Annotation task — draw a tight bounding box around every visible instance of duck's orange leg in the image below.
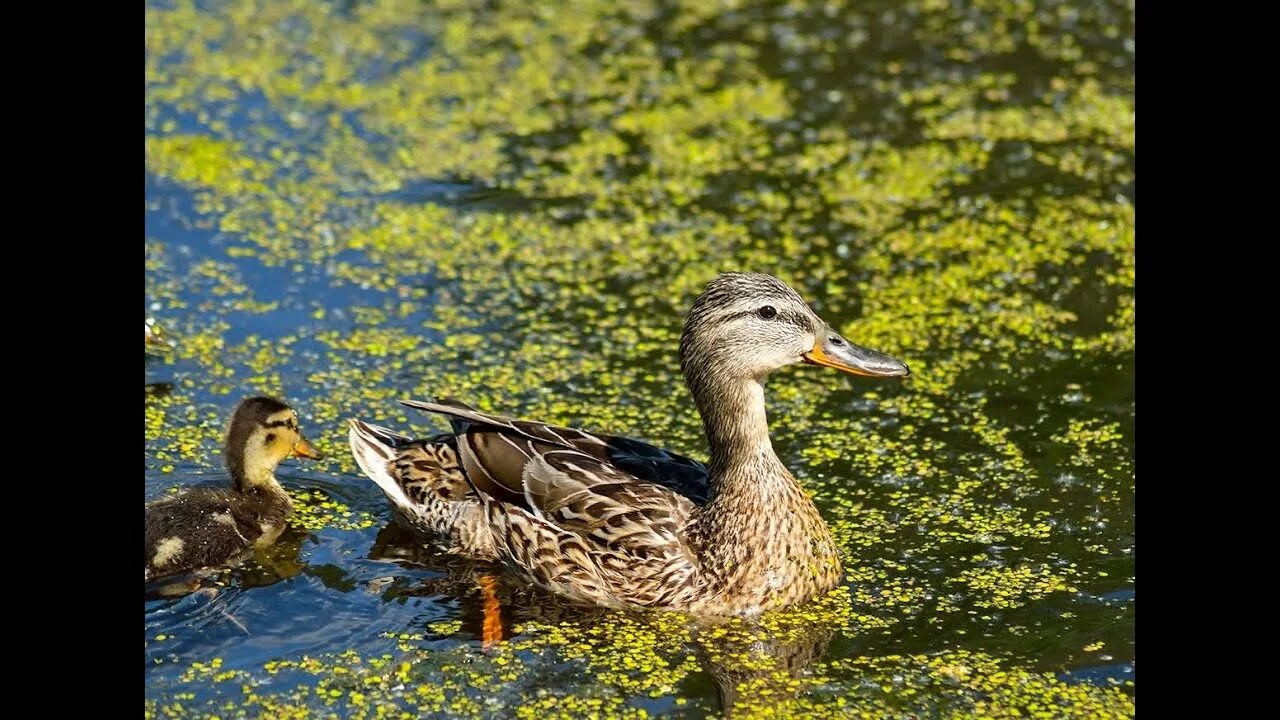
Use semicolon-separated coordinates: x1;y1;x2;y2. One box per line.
477;574;504;648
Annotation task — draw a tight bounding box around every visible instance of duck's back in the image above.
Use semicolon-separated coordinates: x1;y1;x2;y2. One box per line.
144;487;278;581
409;399;711;504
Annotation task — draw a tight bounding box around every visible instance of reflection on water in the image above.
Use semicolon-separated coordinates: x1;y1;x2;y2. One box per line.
145;527;311;600
698;624;834;717
369;522;608;637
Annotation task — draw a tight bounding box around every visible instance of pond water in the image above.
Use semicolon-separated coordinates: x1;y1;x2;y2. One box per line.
145;1;1134;717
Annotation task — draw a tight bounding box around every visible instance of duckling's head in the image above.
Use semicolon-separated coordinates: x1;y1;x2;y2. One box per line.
225;396;322;491
679;272;909;395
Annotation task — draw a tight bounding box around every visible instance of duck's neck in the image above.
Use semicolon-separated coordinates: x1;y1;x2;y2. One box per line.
229;451;292;510
687;372;844;611
691;375;788;492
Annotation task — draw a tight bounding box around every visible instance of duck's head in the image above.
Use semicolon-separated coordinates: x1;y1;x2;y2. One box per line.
225;396;322;491
679;272;909;393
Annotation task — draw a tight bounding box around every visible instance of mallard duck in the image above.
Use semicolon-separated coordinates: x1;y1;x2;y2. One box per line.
145;396;322;582
349;272;908;616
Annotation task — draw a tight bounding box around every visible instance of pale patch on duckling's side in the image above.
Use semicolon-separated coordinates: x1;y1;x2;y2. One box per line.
213;512;252;545
254;522;285;548
152;537;185;568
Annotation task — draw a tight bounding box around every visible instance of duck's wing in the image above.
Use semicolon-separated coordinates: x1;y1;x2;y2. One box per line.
401;399;710;505
401;401;698;548
488;439;705;605
403;400;708;606
593;432;710;505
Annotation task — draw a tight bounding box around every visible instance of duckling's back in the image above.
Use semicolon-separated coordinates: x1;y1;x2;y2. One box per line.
144;487;278;582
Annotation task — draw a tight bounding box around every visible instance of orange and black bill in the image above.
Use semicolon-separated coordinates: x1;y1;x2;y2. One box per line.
802;329;910;378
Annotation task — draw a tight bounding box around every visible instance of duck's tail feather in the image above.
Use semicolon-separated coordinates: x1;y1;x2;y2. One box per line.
348;419;413;509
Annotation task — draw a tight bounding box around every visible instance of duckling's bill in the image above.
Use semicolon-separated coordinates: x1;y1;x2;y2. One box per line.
802;332;910;378
291;438;323;459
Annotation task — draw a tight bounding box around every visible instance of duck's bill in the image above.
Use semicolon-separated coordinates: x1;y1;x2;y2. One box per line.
802;335;910;378
291;438;324;459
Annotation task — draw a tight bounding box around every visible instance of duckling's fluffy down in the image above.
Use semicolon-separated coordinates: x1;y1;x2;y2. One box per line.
144;487;281;581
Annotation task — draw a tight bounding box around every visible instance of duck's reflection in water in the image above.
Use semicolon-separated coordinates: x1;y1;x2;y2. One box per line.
692;620;833;716
144;526;311;601
368;522;833;717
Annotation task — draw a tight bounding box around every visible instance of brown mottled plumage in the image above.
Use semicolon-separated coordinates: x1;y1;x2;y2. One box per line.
145;397;322;582
350;272;909;616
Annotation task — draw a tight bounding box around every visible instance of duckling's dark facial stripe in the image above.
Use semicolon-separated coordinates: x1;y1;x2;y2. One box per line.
263;407;302;435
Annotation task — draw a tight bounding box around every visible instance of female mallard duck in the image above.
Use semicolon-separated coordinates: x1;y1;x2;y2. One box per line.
145;396;322;582
349;273;908;616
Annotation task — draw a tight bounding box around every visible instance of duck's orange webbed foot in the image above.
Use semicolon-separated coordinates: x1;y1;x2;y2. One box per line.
477;574;504;649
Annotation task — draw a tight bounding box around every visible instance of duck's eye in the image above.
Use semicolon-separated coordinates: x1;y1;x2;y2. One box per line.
758;306;777;320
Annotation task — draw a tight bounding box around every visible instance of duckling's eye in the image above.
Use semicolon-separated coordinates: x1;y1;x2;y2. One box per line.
264;433;277;445
757;306;777;320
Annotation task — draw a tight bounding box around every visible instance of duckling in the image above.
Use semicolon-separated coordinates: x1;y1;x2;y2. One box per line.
145;396;322;582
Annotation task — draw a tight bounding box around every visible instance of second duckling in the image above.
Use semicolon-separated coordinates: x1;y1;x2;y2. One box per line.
145;396;322;582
